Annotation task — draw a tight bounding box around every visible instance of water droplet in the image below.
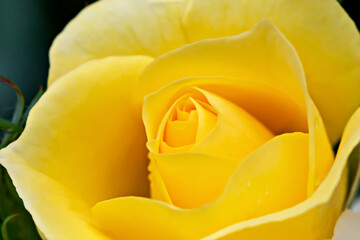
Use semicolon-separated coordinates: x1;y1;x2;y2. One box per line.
265;189;270;195
246;180;252;187
257;197;262;204
314;118;319;129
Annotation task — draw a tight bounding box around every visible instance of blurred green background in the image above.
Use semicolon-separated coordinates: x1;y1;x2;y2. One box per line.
0;0;97;119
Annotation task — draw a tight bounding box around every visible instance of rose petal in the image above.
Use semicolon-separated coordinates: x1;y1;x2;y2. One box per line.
191;88;274;160
92;132;310;239
48;0;187;84
0;56;153;239
149;152;240;209
0;159;110;240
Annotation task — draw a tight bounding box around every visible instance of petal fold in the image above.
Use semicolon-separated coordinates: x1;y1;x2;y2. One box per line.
149;152;239;209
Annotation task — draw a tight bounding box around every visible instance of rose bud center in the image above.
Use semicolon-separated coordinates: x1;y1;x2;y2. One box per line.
147;88;276;208
161;94;218;153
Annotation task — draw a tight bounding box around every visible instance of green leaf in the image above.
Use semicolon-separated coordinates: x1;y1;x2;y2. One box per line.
0;118;21;132
0;76;24;124
0;168;42;240
0;76;25;148
1;214;21;240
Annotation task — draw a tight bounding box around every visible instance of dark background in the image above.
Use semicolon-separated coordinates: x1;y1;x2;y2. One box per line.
0;0;359;118
0;0;97;118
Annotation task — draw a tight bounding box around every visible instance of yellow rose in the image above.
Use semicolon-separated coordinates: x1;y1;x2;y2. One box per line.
1;0;360;239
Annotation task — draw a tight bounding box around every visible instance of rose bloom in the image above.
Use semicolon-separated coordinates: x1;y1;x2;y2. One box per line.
1;0;360;239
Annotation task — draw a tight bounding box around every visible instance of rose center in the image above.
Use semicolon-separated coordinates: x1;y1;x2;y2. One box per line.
160;94;218;153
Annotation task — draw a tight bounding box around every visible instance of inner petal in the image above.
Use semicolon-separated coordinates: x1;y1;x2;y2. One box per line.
165;109;198;147
150;89;277;209
160;95;218;153
190;99;218;142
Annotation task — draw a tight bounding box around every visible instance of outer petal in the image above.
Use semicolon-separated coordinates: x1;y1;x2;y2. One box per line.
149;152;240;209
0;56;153;239
183;0;360;143
48;0;187;84
0;159;110;240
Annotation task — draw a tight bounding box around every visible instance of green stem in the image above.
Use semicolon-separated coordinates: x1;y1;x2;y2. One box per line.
0;76;25;148
1;214;21;240
0;118;21;132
